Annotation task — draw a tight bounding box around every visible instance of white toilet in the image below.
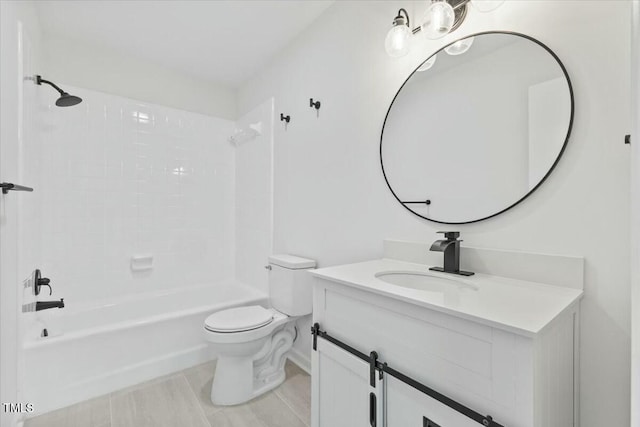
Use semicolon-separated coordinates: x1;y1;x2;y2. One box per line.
203;254;316;406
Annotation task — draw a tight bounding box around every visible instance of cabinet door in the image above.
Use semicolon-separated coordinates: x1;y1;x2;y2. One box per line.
312;339;384;427
386;376;478;427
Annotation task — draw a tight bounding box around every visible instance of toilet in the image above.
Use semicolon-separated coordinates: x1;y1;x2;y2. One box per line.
203;254;316;406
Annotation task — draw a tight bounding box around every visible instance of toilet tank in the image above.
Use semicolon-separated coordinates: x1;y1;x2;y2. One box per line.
268;254;316;316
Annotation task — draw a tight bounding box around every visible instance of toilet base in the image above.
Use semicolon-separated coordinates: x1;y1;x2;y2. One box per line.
251;367;287;400
210;322;296;406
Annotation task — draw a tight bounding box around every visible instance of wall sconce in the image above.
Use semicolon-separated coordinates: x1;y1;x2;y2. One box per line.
384;8;412;58
384;0;504;58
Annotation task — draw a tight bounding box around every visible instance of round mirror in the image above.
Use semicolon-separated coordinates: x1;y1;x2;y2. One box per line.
381;32;574;224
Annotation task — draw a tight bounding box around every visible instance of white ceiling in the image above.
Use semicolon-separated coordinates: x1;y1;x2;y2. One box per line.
35;0;334;88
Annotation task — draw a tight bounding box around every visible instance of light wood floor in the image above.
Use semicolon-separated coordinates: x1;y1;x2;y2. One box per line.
25;360;310;427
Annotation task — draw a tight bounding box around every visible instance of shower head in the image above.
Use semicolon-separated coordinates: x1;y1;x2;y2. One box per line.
56;92;83;107
35;75;83;107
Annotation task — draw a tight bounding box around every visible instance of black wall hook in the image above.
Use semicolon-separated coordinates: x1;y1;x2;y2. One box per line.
280;113;290;123
309;98;321;110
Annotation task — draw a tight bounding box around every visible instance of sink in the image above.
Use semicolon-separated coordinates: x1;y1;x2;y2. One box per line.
375;271;478;293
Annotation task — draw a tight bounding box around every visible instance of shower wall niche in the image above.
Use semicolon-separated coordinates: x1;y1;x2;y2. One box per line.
39;86;236;302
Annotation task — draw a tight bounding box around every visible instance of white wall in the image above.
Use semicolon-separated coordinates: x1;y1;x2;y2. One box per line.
41;34;237;120
235;98;274;294
1;4;23;426
631;1;639;425
39;86;236;303
237;2;631;426
1;2;43;426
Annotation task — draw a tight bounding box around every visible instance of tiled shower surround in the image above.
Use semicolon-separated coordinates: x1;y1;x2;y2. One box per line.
39;86;236;302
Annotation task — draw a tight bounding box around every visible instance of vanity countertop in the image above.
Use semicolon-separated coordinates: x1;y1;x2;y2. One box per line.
311;258;583;337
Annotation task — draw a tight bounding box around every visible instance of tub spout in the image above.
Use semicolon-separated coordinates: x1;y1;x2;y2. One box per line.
36;299;64;311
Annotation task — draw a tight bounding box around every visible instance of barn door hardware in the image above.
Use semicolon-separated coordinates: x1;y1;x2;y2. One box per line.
312;323;505;427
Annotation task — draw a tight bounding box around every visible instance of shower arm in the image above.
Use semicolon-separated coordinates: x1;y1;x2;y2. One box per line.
35;75;65;95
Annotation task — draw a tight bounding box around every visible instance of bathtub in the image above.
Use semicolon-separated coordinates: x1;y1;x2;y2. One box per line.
22;281;268;416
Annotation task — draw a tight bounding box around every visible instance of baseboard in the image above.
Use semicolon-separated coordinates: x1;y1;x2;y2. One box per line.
26;344;215;417
287;347;311;374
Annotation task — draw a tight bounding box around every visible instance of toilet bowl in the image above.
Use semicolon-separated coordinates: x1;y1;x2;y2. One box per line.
202;254;315;406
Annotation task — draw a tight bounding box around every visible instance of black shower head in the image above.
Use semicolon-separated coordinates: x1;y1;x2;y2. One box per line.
56;92;83;107
35;75;83;107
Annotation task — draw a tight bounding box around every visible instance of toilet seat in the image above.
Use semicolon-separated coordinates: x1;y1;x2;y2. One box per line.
205;305;274;333
203;308;290;345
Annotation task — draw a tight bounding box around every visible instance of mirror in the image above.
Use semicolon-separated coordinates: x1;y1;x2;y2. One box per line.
380;32;574;224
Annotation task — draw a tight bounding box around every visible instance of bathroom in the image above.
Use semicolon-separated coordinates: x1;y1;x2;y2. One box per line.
0;1;638;426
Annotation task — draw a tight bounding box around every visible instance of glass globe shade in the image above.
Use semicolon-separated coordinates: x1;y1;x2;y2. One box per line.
417;54;437;72
385;24;411;58
421;1;455;40
444;37;474;55
470;0;505;12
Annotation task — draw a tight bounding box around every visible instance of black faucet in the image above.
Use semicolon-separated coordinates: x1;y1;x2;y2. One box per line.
36;299;64;311
429;232;474;276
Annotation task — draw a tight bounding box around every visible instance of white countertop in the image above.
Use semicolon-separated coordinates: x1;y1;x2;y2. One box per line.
311;258;583;337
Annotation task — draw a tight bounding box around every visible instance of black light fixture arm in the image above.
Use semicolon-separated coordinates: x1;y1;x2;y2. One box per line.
35;75;65;96
395;8;410;27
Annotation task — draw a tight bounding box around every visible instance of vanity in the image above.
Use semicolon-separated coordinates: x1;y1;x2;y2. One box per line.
310;241;583;427
310;22;580;427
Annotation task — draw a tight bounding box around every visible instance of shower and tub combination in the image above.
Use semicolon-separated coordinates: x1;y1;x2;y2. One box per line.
24;282;268;413
21;85;281;415
24;259;311;414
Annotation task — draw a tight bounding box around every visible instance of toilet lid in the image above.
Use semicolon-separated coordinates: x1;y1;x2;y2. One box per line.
204;306;274;332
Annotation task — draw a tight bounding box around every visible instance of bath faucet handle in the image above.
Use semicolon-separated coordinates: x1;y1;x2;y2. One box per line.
34;269;53;296
37;278;52;295
437;231;460;240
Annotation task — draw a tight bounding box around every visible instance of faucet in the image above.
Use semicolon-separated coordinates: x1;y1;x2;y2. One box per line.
36;299;64;311
429;232;474;276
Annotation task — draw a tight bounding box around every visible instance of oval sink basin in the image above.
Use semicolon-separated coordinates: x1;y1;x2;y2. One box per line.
375;271;478;293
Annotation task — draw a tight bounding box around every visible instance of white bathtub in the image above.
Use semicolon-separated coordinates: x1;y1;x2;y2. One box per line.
22;281;268;416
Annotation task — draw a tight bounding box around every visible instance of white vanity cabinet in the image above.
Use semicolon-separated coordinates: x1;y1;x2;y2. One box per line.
310;259;582;427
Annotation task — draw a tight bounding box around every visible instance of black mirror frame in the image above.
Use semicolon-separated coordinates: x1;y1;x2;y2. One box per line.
380;31;575;225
